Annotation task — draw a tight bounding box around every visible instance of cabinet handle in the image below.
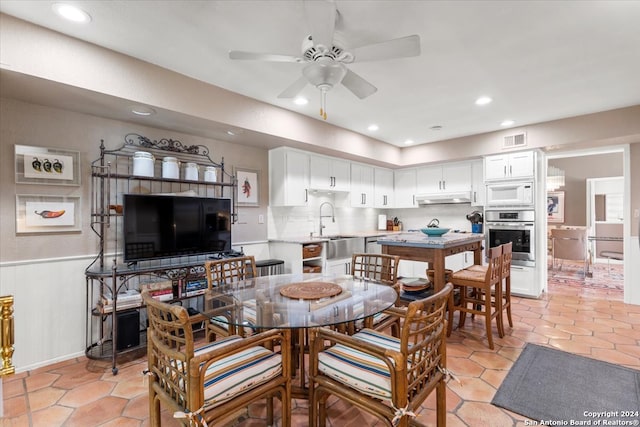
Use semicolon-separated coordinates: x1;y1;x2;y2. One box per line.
413;195;415;206
438;180;441;190
383;195;387;206
442;180;446;190
305;189;308;202
509;165;513;176
504;165;507;176
473;191;477;203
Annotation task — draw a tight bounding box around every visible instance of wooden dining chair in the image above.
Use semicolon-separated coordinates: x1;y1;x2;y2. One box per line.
142;290;291;427
204;255;257;341
349;253;401;335
447;245;503;349
309;283;452;427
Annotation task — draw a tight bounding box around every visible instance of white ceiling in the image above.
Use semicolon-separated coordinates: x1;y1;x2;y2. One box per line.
1;0;640;148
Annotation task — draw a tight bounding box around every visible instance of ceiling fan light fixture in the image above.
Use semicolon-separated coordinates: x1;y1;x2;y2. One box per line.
303;61;347;120
303;61;347;88
293;97;309;105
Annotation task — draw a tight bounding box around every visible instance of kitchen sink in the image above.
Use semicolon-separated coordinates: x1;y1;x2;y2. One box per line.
325;236;364;260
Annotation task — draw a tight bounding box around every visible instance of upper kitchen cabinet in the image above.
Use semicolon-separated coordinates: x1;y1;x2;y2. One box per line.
394;168;418;208
309;154;350;192
350;163;374;207
374;167;394;208
484;151;535;181
269;147;310;206
416;162;471;194
471;159;486;206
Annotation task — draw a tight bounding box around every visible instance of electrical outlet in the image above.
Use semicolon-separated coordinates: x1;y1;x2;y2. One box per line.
258;214;264;224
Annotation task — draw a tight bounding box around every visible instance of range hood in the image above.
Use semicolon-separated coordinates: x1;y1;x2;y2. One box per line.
415;191;472;205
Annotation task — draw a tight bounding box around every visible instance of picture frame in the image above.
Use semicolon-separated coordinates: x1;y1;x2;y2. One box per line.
16;194;81;234
15;144;81;186
547;191;565;223
235;168;259;206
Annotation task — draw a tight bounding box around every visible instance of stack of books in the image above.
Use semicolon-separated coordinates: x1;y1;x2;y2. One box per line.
100;289;142;313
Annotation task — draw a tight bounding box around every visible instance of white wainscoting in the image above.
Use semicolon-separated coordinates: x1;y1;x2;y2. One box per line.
0;256;91;372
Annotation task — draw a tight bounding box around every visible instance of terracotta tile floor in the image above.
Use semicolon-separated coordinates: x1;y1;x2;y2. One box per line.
3;278;638;427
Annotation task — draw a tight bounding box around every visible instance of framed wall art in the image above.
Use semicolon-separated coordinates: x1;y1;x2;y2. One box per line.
547;191;565;223
15;144;81;186
16;195;81;234
235;168;259;206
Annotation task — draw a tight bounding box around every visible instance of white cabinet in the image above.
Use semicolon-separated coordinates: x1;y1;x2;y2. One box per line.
471;159;486;206
350;163;374;207
374;167;394;208
325;257;353;276
416;162;471;194
269;148;310;206
394;168;418;208
484;151;535;181
310;155;350;191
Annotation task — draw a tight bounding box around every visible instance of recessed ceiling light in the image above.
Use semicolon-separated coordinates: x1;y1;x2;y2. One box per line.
293;97;308;106
52;3;91;23
226;130;236;136
367;124;379;131
501;119;515;127
475;96;492;106
130;105;156;116
404;139;414;145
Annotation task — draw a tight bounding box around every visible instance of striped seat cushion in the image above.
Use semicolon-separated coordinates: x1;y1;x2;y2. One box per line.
317;328;401;400
191;335;283;409
209;299;258;333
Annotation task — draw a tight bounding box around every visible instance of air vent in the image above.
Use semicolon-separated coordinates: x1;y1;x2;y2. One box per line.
503;132;527;149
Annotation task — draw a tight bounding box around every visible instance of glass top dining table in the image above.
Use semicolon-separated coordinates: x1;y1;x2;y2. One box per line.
200;272;398;330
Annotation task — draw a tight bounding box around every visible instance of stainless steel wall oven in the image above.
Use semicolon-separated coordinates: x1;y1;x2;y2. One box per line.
485;210;535;267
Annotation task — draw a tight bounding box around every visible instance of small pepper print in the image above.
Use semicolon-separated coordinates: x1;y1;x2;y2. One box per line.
52;159;63;173
34;210;66;219
43;159;52;173
242;177;251;198
32;157;42;172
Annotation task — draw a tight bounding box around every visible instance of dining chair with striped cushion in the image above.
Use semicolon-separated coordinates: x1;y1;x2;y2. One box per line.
308;283;452;427
142;289;291;427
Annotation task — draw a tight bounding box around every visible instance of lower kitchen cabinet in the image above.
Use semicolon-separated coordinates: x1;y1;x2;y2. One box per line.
325;257;353;275
269;241;324;275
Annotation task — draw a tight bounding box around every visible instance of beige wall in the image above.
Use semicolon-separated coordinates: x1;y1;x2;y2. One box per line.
0;98;269;263
548;153;623;226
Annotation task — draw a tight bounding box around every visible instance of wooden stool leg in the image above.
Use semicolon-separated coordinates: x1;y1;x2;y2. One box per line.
506;276;513;327
483;289;494;350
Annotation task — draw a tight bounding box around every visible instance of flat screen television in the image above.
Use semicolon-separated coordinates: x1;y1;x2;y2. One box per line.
123;194;231;262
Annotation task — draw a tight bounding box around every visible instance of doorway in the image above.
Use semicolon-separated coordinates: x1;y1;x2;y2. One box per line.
546;148;626;295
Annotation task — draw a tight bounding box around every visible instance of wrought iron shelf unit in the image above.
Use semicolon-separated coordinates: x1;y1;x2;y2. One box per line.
85;134;237;374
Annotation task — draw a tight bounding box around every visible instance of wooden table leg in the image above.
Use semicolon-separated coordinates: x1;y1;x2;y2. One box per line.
432;254;446;292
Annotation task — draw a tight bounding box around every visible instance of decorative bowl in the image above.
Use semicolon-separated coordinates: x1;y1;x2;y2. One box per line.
420;227;450;237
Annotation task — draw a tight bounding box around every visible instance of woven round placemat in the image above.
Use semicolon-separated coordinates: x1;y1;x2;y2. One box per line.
279;282;343;300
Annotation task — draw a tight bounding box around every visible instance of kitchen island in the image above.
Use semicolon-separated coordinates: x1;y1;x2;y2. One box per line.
377;232;484;292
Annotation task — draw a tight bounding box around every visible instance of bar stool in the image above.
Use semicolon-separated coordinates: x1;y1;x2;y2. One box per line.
256;259;285;276
447;245;503;349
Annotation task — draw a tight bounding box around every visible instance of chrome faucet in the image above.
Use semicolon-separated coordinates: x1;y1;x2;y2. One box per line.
319;201;335;236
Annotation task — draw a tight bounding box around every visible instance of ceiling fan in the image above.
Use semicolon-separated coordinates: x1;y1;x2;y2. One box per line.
228;0;421;119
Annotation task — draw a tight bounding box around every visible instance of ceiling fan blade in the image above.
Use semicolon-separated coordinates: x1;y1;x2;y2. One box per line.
277;75;309;99
304;0;336;50
229;50;302;63
351;35;421;63
341;69;377;99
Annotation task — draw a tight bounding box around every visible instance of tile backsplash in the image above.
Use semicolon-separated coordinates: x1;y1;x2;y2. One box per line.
268;193;481;239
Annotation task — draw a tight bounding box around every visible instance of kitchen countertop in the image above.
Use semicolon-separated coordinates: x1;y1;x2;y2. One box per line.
376;231;484;248
269;230;403;244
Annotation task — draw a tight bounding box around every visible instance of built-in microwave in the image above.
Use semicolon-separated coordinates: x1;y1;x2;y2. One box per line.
486;181;534;207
